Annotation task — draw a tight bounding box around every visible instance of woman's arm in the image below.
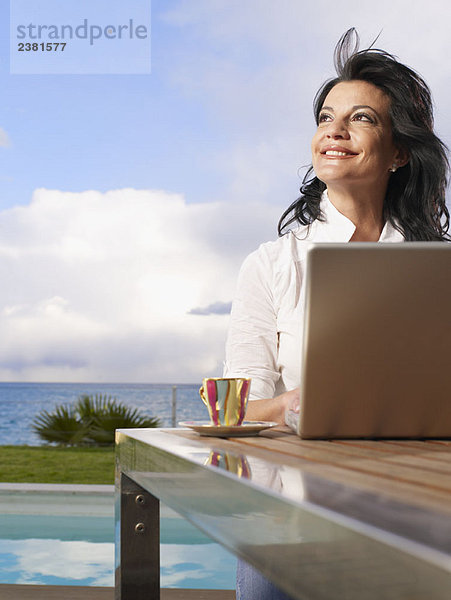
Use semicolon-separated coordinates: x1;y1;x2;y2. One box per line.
224;246;280;399
245;388;299;424
225;243;300;424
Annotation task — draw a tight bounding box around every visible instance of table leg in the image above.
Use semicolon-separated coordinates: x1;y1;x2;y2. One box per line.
115;472;160;599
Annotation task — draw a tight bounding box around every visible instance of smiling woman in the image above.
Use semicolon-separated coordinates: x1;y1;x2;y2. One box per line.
225;27;450;421
311;80;409;232
279;29;449;243
223;27;450;600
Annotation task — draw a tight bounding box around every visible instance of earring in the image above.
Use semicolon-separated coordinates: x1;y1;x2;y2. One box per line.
390;163;398;173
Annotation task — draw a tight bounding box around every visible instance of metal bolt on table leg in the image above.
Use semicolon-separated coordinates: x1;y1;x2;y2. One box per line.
116;473;160;600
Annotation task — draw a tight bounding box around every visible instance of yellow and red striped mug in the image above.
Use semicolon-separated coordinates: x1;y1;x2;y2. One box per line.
199;377;251;426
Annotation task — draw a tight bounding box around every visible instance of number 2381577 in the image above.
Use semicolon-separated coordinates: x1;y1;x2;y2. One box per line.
18;42;67;51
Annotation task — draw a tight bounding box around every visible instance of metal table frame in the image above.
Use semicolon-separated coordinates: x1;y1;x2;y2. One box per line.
115;428;451;600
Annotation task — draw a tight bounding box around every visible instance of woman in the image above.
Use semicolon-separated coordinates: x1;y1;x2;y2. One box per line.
224;29;449;600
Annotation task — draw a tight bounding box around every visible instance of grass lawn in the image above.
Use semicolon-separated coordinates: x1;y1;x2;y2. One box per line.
0;445;115;484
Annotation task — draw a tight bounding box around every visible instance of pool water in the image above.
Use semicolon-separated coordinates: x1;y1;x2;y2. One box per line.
0;487;236;588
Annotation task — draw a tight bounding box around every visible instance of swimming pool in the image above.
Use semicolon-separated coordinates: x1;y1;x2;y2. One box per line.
0;484;236;589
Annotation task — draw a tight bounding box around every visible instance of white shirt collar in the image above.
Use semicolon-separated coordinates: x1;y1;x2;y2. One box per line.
300;189;404;243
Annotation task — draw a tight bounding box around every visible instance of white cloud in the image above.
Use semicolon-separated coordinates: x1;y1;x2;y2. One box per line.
0;188;279;382
0;538;113;586
160;542;235;588
0;538;235;589
0;127;10;147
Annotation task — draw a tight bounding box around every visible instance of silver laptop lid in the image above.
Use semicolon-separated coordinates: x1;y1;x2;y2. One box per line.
298;243;451;439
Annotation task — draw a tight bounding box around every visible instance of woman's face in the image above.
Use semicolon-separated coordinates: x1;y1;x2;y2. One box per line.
311;80;401;192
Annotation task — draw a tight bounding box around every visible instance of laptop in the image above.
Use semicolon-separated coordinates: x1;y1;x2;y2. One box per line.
285;242;451;439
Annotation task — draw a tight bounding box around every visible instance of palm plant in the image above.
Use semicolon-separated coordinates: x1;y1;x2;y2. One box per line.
78;394;161;444
33;394;161;446
33;404;88;445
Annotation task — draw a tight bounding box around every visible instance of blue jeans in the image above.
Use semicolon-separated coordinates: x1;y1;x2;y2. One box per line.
236;559;294;600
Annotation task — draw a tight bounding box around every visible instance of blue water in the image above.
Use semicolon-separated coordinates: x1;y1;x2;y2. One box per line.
0;506;236;588
0;382;206;445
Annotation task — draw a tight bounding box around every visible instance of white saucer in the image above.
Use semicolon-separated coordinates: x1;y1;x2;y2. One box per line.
178;420;278;437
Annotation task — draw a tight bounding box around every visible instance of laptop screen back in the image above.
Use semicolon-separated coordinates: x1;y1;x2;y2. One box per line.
298;243;451;439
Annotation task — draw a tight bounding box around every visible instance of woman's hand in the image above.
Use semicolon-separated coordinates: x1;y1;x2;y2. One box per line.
245;388;300;424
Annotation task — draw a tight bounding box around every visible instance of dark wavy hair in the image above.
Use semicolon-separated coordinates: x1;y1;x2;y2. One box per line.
278;28;450;241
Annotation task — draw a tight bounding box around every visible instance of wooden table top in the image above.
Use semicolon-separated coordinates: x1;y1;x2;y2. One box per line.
216;427;451;514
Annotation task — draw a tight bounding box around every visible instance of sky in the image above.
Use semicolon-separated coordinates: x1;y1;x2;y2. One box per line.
0;0;450;383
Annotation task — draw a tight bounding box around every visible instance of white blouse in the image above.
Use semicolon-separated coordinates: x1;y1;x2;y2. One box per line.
223;191;404;400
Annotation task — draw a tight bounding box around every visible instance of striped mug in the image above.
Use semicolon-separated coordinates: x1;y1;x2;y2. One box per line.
199;377;251;426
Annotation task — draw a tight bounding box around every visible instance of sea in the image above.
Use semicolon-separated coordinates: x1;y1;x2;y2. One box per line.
0;382;204;446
